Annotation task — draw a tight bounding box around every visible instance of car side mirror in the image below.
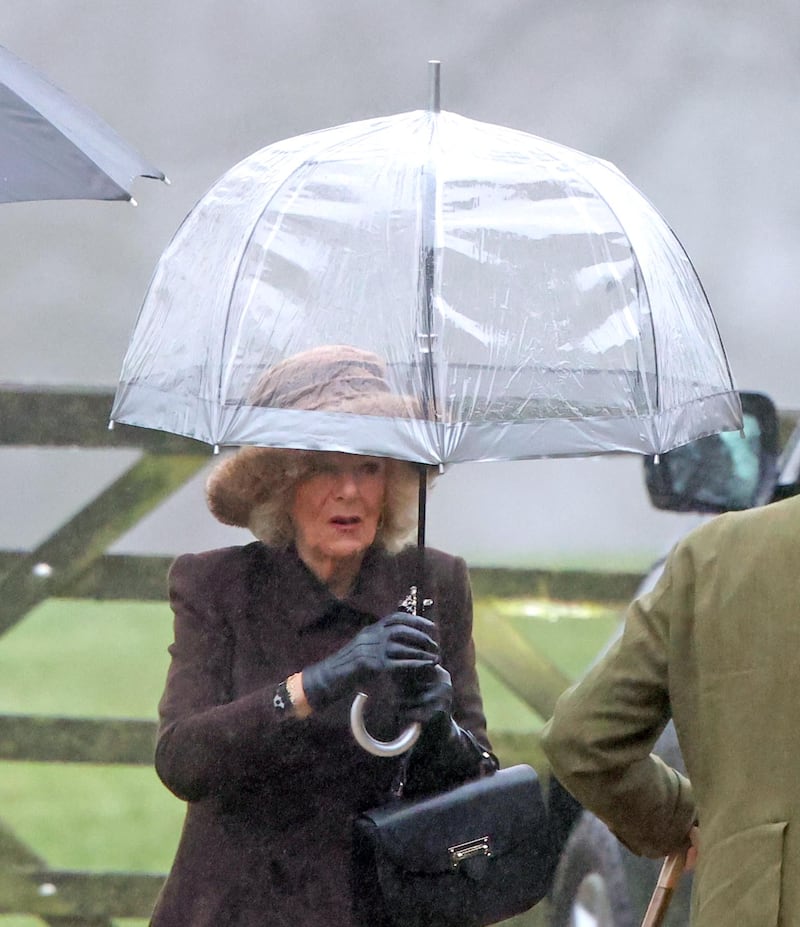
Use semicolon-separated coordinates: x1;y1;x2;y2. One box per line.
644;391;780;514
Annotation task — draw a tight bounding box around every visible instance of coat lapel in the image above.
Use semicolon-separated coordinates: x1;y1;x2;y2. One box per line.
243;544;420;667
243;544;333;666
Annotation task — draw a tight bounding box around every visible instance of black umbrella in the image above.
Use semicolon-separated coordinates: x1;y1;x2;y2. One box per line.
0;43;165;204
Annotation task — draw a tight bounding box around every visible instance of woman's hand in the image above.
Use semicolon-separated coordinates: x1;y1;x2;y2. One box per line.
301;612;439;712
398;666;498;797
398;664;453;725
684;824;699;871
401;709;498;797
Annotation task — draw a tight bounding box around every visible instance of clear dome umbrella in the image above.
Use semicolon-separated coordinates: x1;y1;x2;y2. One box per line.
111;61;741;754
112;63;740;468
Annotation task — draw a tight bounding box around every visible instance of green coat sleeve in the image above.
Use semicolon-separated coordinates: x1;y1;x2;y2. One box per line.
541;544;697;858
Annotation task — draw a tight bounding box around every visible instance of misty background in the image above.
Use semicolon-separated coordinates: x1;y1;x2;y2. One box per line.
2;0;798;570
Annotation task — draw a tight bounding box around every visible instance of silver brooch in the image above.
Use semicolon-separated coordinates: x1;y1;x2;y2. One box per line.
399;585;434;615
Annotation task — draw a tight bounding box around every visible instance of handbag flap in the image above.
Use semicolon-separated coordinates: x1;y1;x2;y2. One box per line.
355;764;546;876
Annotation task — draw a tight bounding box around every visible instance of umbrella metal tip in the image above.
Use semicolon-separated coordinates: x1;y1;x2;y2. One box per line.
427;60;441;113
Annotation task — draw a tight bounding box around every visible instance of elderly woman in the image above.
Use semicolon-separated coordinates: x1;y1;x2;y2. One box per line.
149;346;495;927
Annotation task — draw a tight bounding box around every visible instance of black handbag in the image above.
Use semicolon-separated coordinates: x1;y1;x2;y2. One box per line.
352;763;552;927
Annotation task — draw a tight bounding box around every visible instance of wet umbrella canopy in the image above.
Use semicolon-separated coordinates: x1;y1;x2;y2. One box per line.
112;64;741;464
0;43;165;203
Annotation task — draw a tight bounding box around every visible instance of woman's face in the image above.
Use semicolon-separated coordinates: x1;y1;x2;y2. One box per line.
291;453;387;579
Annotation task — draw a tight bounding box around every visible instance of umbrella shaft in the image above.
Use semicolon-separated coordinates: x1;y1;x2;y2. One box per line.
417;466;427;551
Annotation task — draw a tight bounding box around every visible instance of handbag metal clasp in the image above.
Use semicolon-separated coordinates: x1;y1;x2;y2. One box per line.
448;836;492;868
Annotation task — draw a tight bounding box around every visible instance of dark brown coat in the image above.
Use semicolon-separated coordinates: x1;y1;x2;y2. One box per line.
149;542;490;927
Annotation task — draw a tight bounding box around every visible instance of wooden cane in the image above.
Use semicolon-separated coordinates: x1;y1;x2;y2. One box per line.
640;848;687;927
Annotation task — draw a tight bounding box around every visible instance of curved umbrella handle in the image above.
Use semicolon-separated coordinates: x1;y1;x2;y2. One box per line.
349;691;421;757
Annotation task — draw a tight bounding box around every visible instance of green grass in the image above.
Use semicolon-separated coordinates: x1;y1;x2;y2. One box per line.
0;599;183;926
0;599;173;717
0;595;621;927
477;660;544;732
490;597;620;679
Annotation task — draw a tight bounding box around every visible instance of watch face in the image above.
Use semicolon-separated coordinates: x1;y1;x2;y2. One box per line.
273;681;292;713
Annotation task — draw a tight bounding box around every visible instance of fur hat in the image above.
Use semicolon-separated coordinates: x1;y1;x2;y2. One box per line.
206;345;419;529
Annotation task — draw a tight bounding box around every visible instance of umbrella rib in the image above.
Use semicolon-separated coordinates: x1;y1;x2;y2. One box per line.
216;119;416;421
556;159;662;417
416;118;440;431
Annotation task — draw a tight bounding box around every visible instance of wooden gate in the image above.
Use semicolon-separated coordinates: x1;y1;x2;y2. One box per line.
1;386;208;923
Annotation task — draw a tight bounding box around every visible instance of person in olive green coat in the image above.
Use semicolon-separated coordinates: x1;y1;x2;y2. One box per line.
542;492;800;926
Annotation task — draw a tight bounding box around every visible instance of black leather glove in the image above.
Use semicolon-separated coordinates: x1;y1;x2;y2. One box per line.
402;710;499;798
398;664;453;725
302;612;439;712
